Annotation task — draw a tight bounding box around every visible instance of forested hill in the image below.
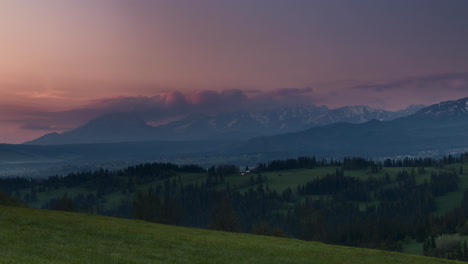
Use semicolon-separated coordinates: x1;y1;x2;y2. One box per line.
2;154;468;261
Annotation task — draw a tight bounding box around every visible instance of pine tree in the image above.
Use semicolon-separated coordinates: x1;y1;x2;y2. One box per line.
464;241;468;260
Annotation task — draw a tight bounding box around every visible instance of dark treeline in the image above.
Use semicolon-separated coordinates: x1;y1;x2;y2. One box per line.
255;156;339;171
0;162;206;195
1;153;468;261
297;168;382;202
254;153;468;172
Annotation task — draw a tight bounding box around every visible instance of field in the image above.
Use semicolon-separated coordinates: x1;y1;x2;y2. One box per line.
0;205;462;264
25;163;468;211
10;161;468;258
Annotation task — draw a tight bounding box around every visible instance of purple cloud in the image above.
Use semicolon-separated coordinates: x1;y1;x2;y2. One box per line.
20;123;72;131
14;88;317;132
267;87;314;97
353;72;468;92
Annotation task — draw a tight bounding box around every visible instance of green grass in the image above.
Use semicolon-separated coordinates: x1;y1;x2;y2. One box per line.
402;239;424;255
259;167;339;192
0;205;462;264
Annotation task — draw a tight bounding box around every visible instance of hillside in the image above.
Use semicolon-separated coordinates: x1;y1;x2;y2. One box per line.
0;205;459;264
3;155;468;261
0;140;231;163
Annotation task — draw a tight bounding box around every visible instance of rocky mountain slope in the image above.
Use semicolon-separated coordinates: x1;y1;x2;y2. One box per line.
24;104;424;145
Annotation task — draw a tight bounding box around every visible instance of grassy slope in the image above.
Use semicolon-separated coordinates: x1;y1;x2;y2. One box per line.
0;206;461;264
19;163;468;258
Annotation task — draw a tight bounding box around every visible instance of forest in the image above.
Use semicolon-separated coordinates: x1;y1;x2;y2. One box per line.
2;153;468;261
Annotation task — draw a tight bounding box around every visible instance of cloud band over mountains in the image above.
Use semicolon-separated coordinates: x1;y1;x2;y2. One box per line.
11;87;317;133
1;71;467;143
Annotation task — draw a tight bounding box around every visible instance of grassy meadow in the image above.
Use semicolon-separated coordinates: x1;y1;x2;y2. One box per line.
13;161;468;258
0;205;463;264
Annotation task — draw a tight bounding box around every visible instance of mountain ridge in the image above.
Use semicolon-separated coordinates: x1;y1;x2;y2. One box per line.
24;104;425;145
236;96;468;156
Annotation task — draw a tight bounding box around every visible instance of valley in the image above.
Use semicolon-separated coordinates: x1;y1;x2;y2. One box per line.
2;154;468;261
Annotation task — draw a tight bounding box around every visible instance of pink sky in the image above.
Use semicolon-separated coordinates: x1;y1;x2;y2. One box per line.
1;1;468;143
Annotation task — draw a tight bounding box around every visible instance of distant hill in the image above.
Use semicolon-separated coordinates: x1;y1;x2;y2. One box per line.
0;205;458;263
9;97;468;164
236;97;468;156
24;112;156;145
24;104;423;145
1;140;230;163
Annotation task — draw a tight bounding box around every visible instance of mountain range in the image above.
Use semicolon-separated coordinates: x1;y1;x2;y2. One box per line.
1;96;466;168
238;97;468;156
24;104;425;145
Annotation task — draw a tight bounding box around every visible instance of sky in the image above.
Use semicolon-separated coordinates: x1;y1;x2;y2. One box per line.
1;0;468;143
